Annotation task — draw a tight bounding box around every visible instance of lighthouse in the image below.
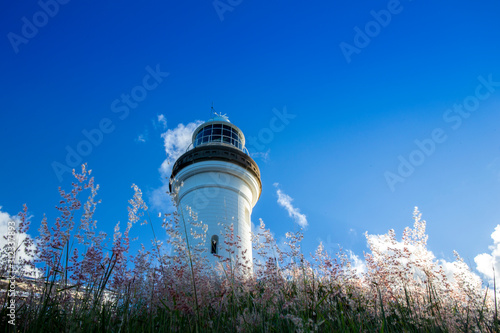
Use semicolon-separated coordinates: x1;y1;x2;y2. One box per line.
169;113;261;269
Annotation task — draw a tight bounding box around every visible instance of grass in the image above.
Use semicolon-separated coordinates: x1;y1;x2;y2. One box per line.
0;165;498;332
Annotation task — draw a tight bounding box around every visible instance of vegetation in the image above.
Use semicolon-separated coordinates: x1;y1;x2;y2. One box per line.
0;165;497;332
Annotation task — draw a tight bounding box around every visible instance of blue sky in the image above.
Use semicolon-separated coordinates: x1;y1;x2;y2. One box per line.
1;0;500;279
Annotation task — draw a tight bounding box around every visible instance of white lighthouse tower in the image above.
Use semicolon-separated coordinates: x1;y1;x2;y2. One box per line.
169;112;261;269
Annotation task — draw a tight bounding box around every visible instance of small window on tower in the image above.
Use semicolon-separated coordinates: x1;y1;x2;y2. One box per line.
211;235;219;254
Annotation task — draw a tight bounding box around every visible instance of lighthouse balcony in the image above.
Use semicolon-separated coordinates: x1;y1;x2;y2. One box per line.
169;144;261;197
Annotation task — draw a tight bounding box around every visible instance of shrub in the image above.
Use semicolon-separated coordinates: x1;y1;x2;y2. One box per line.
0;164;496;332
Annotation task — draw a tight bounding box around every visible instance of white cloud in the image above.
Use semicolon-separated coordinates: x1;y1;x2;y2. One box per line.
366;231;435;265
365;227;442;286
348;249;366;274
475;253;494;278
0;207;39;278
474;224;500;283
135;128;149;143
439;256;483;285
250;149;271;162
365;227;483;287
161;121;203;169
136;133;147;143
438;258;460;282
149;121;203;211
157;114;167;129
0;208;16;250
274;184;308;228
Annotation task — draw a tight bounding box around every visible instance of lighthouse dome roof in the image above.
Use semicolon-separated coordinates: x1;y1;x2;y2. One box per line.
211;113;230;123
